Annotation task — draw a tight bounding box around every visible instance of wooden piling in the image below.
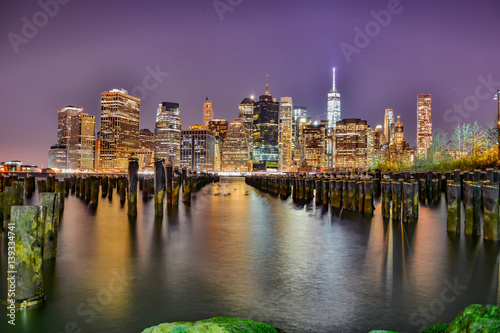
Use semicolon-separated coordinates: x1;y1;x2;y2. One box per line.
39;193;61;260
128;159;139;216
483;182;500;240
154;159;165;216
464;181;482;237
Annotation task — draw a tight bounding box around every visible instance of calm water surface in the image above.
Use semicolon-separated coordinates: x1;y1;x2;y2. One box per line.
1;177;499;333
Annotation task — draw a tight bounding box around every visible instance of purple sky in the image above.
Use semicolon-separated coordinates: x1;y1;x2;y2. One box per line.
1;0;499;167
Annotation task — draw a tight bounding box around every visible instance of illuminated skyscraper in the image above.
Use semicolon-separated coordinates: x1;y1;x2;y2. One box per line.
292;105;308;148
335;118;368;171
327;67;341;135
394;116;406;154
203;97;213;129
51;105;95;170
180;129;215;172
99;89;140;170
79;114;95;170
221;118;250;172
417;94;432;156
253;85;280;171
208;118;229;141
239;97;254;162
155;102;181;168
279;97;293;172
140;129;154;150
302;121;327;170
384;109;394;144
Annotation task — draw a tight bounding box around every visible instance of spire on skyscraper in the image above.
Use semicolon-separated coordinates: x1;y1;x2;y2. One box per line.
332;67;337;92
265;84;271;96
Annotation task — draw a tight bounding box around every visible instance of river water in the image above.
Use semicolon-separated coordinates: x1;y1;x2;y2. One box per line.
0;176;499;333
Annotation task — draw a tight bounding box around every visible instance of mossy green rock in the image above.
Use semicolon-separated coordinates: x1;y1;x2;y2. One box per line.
421;323;449;332
446;304;500;332
142;317;281;333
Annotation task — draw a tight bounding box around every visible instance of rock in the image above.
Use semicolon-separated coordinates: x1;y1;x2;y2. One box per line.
142;317;283;333
421;323;449;332
446;304;500;333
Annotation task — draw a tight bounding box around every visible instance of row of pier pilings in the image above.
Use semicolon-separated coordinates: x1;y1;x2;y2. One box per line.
0;160;218;308
245;169;500;239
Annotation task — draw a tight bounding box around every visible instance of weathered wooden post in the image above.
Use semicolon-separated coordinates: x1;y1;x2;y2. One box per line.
4;182;23;222
329;177;335;207
315;177;322;205
39;193;61;259
128;158;139;216
357;180;364;212
55;180;65;212
90;177;100;209
347;178;357;211
84;177;91;203
483;182;500;240
172;169;181;205
342;178;349;209
64;177;71;197
426;171;433;204
403;182;417;223
119;177;127;205
297;175;304;202
108;177;114;200
37;179;47;194
101;177;109;198
464;181;482;237
25;175;35;198
47;176;55;193
363;179;374;215
432;178;440;204
381;179;391;219
11;205;46;307
70;176;76;195
335;178;343;208
322;177;329;206
166;165;173;205
182;173;192;203
154;159;165;216
447;180;462;233
391;180;402;222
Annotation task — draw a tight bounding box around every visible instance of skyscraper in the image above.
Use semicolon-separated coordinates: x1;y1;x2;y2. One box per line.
327;67;341;135
239;97;254;163
155;102;181;168
99;89;140;171
417;94;432;156
279;97;293;172
203;97;213;129
208;118;229;141
335;118;368;171
52;105;95;170
292;105;308;149
221;118;250;172
302;121;327;170
79;114;95;170
253;85;280;171
394;116;406;154
180;129;215;172
384;109;394;145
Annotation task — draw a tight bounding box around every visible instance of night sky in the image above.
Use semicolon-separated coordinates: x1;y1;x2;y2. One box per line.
1;0;499;167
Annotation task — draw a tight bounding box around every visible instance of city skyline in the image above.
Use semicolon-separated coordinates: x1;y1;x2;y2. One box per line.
1;0;500;167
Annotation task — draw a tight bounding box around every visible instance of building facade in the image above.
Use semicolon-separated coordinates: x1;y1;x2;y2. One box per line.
99;89;140;171
327;67;341;135
417;94;432;156
203;97;213;129
155;102;181;168
180;129;215;172
253;85;280;171
239;97;254;163
279;97;293;172
79;114;95;170
335;118;368;171
221;118;250;172
384;109;394;145
302;121;327;170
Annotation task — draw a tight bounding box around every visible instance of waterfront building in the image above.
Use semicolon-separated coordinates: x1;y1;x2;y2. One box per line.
48;144;68;170
279;97;293;172
417;94;432;156
203;97;213;129
384;109;394;145
221;118;250;172
394;116;406;154
253;85;280;171
335;118;368;171
155;102;181;168
327;67;341;135
99;89;140;171
302;121;327;170
140;129;154;150
79;114;95;170
239;97;255;163
180;129;215;172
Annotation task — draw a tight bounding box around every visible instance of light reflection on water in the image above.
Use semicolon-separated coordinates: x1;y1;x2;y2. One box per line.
0;177;499;333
